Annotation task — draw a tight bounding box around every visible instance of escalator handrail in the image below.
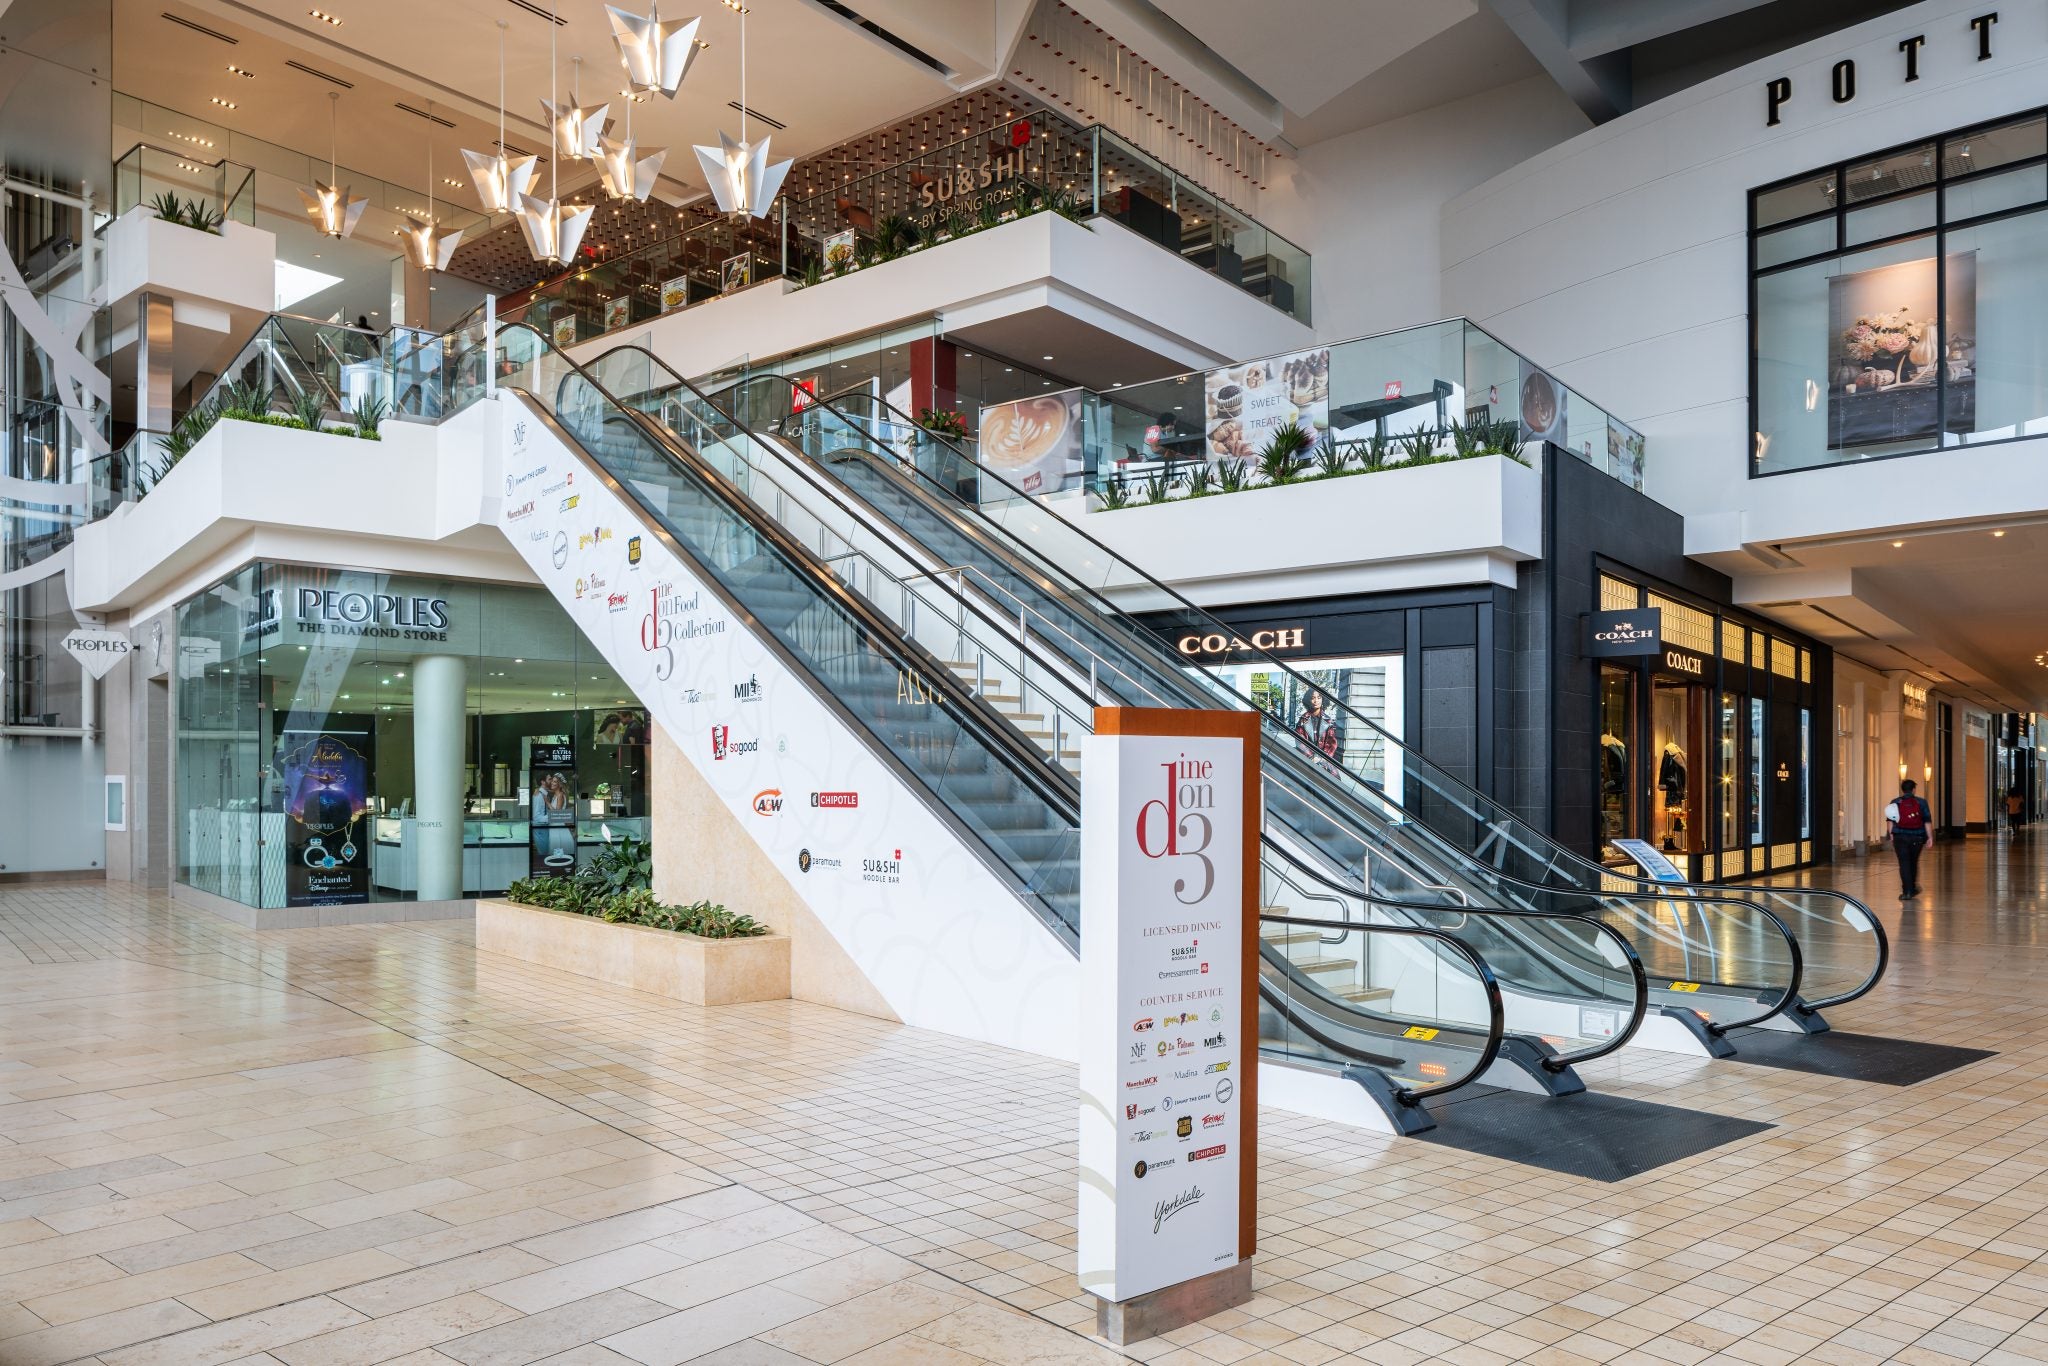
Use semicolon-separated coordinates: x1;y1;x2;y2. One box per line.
1260;911;1505;1107
1257;764;1807;1033
785;378;1883;958
611;404;1107;769
685;363;1816;1036
1261;833;1649;1067
492;327;1086;942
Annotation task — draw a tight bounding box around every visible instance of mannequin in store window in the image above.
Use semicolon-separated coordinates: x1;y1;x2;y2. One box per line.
1600;732;1628;795
1659;742;1687;850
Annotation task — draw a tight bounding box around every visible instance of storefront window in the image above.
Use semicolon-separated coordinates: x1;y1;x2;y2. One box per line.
1752;111;2048;475
1719;691;1741;850
1204;654;1404;797
176;563;650;910
1650;674;1705;856
1749;697;1766;845
1598;665;1634;861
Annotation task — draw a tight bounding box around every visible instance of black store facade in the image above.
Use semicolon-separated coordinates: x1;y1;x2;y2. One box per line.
1136;447;1832;882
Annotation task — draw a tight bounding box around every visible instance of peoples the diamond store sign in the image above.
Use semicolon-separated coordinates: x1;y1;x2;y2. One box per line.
62;627;133;679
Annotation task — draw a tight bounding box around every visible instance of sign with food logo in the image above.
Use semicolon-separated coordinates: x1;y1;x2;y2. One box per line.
977;389;1084;499
1202;348;1328;463
1077;708;1257;1316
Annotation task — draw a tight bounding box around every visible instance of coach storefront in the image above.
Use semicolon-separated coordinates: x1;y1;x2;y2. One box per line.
172;562;651;918
1586;575;1824;882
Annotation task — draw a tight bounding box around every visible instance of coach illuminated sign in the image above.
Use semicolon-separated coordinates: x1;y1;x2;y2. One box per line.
1664;649;1706;677
1765;11;2001;126
1584;608;1661;658
1176;626;1309;659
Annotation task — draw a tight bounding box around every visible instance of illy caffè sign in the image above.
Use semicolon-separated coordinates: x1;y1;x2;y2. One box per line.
1584;608;1662;658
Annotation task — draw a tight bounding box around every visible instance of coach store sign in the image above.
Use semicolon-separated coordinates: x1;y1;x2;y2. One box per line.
1175;625;1310;659
1584;608;1662;658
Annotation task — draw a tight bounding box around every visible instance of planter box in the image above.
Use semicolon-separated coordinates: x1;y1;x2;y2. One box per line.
476;899;789;1006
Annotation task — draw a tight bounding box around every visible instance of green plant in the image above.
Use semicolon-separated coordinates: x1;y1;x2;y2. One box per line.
216;378;265;421
350;394;388;439
581;833;653;899
1095;479;1133;510
183;197;225;234
290;388;328;433
1361;433;1388;471
944;211;970;240
506;876;767;938
916;407;968;440
147;192;187;226
1397;427;1438;464
916;218;944;249
1256;425;1314;485
1046;187;1088;223
800;257;823;288
871;214;913;257
976;196;1002;230
1141;469;1177;505
1216;456;1250;493
1312;440;1351;479
1183;462;1214;497
853;235;878;267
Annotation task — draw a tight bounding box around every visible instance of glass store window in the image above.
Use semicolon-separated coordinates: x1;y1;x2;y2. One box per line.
1202;654;1404;793
1752;111;2048;475
1598;665;1635;861
175;563;650;910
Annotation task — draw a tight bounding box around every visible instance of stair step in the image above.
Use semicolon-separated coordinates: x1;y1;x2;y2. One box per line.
1340;986;1395;1004
1261;930;1323;946
1290;957;1359;975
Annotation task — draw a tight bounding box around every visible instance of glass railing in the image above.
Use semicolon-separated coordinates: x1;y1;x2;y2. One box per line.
494;106;1314;348
112;142;255;230
1090;317;1647;499
492;214;784;347
713;370;1878;1019
484;321;1086;936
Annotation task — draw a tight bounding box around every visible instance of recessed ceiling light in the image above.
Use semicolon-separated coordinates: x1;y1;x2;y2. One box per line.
226;64;254;78
209;96;238;109
1892;540;1904;548
1042;355;1053;360
309;8;342;25
1994;529;2007;537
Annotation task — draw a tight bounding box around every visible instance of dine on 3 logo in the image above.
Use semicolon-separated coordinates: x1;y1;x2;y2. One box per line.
1134;753;1218;905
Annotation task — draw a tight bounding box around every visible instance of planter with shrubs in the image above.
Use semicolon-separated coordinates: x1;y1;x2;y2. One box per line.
476;839;787;1005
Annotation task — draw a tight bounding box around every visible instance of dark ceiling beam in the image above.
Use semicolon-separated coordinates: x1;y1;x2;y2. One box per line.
1481;0;1629;122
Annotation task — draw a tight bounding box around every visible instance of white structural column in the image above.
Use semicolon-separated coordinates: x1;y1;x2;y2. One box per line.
412;653;467;901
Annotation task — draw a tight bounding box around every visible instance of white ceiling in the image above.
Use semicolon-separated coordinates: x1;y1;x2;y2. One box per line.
115;0;974;219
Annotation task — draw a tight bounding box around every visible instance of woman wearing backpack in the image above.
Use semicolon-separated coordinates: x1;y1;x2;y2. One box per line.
1885;778;1934;900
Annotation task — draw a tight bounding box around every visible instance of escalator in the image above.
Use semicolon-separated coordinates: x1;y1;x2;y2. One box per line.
482;322;1658;1133
558;345;1825;1069
695;371;1886;1046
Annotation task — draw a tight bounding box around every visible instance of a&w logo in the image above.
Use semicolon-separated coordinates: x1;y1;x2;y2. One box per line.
1135;753;1217;904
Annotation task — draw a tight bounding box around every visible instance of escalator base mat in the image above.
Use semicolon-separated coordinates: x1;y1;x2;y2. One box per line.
1414;1088;1772;1182
1725;1028;1993;1084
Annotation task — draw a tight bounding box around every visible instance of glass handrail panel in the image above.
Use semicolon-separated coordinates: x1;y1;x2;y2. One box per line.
706;366;1870;1015
495;323;1084;934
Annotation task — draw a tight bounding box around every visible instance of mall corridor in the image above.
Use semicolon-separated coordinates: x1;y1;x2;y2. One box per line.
0;836;2038;1365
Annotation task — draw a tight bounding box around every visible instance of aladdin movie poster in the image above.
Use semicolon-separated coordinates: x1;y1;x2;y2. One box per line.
281;727;373;907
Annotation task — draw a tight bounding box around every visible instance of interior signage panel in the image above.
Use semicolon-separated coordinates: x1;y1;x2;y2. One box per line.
1584;608;1662;658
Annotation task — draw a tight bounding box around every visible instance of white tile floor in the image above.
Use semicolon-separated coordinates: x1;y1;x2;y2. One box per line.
0;831;2043;1364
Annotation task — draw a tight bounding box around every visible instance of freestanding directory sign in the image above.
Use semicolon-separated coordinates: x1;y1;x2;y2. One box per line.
1078;708;1259;1344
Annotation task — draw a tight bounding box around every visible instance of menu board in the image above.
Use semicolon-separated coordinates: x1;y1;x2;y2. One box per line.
1201;348;1329;462
603;296;630;333
660;276;689;311
1078;712;1256;1305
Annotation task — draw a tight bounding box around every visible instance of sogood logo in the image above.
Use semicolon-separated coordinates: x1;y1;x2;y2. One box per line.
752;790;783;816
1134;754;1218;905
710;726;759;760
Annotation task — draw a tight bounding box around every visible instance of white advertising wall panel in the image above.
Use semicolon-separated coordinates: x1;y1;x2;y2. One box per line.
493;400;1079;1058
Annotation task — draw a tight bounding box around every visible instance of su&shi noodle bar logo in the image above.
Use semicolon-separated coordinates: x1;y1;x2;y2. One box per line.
1135;753;1219;905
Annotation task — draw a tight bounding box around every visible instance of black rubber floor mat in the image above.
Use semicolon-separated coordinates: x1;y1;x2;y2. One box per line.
1413;1088;1772;1182
1725;1028;1993;1084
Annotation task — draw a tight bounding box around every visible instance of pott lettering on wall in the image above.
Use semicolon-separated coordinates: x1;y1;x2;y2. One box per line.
1765;11;2002;126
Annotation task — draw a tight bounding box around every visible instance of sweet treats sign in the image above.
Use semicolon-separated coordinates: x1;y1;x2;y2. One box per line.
1201;348;1328;462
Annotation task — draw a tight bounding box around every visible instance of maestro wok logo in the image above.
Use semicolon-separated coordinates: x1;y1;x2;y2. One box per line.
1134;753;1220;905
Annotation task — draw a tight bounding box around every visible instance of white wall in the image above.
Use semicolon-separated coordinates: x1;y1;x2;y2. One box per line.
1440;0;2048;529
1258;76;1590;343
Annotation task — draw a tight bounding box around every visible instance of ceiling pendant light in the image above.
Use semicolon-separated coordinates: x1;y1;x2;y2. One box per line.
516;5;594;266
300;92;368;238
693;1;788;218
542;54;609;161
401;102;464;271
462;20;536;214
608;2;701;98
598;90;666;201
